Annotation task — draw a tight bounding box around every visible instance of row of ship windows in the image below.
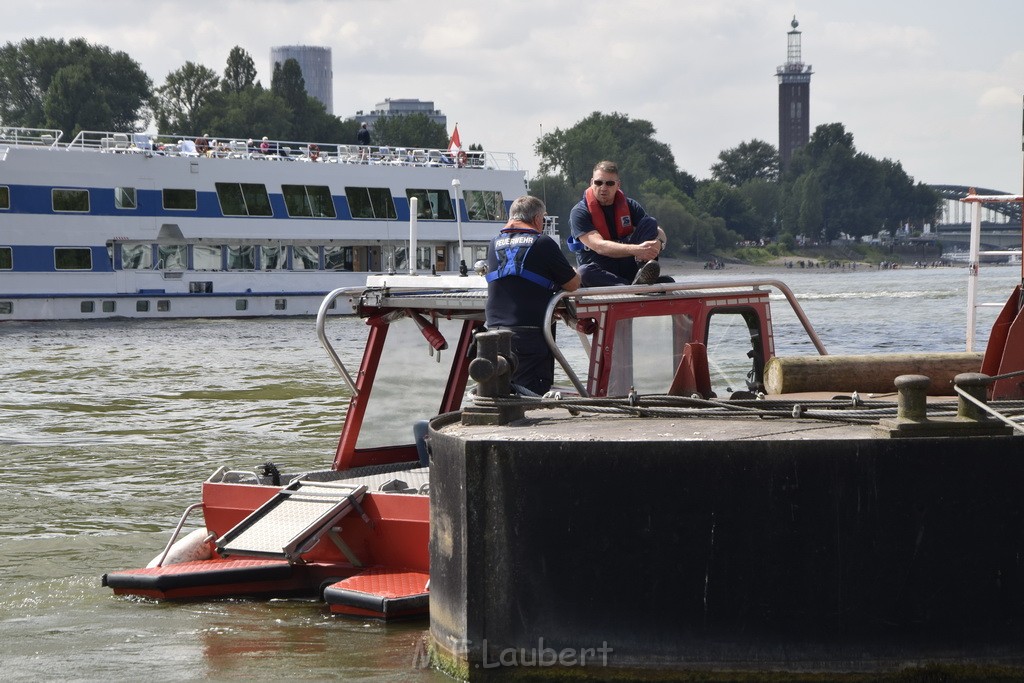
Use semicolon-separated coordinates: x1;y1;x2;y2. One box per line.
0;298;340;316
0;243;492;272
0;184;509;222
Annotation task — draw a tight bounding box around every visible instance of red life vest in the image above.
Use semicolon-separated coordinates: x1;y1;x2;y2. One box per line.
584;187;633;240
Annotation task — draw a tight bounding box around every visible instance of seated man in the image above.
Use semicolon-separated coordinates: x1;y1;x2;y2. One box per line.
486;195;581;395
568;160;669;287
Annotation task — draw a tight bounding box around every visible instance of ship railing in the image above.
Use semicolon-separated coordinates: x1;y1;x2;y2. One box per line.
63;129;520;170
0;126;62;148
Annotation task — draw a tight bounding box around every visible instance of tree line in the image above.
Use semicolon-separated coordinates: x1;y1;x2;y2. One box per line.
0;37;941;252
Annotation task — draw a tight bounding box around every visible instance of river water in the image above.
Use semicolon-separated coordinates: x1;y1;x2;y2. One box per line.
1;264;1019;681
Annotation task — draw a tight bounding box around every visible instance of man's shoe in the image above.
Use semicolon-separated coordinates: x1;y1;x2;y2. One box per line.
632;260;661;285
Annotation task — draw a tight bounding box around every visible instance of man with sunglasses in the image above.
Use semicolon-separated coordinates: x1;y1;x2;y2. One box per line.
568;160;667;286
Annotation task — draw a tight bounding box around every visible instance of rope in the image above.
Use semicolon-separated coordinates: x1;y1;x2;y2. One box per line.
470;391;1024;428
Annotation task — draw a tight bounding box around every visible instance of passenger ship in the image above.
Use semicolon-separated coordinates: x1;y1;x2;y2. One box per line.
0;127;528;320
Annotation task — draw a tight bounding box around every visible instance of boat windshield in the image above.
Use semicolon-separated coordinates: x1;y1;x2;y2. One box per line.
356;314;467;449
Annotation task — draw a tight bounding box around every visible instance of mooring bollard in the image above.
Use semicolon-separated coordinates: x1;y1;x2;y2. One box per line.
894;374;931;421
462;329;524;425
954;372;990;421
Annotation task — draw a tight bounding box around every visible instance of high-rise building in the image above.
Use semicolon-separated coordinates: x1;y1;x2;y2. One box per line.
270;45;333;114
776;17;812;171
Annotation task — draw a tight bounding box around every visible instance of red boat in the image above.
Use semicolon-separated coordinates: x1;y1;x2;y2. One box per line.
104;191;1024;621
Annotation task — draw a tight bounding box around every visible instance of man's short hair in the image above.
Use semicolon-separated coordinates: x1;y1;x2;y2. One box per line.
592;160;619;176
508;195;546;224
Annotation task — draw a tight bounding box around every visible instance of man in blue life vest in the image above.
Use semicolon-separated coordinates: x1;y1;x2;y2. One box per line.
485;195;581;395
568;160;668;287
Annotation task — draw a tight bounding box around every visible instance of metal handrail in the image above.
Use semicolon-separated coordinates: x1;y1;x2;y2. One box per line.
316;287;361;395
152;502;206;568
543;278;830;397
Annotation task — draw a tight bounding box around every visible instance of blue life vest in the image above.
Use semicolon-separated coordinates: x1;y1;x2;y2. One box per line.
485;228;556;290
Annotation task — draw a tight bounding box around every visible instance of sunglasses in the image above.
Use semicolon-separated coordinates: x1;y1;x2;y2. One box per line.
592;179;617;187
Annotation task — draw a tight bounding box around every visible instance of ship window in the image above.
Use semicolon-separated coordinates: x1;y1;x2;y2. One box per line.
407;189;455;220
55;247;92;270
136;300;150;312
121;244;152;269
0;246;11;269
226;245;255;270
193;245;222;270
157;245;187;270
293;245;320;270
215;182;272;217
102;300;116;313
0;301;12;314
417;246;431;270
283;185;336;218
324;246;353;271
0;186;9;209
464;190;506;221
345;187;397;219
157;300;170;312
52;188;90;212
275;298;287;310
115;187;137;210
705;309;765;397
163;188;197;211
261;245;287;270
235;299;248;311
81;301;95;313
608;314;693;397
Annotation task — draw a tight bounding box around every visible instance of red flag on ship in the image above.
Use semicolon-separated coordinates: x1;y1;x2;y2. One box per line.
448;124;462;155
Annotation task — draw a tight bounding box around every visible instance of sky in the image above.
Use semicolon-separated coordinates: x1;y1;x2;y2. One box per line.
4;0;1023;193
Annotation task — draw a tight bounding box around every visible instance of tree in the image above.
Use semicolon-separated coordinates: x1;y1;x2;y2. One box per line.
0;37;151;133
370;113;449;149
535;112;690;193
154;61;220;133
711;139;780;186
222;46;258;94
695;181;761;240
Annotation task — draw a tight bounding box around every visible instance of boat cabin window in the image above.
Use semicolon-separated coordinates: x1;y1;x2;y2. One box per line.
293;246;321;270
261;245;287;270
115;187;136;210
216;183;273;217
704;309;765;397
345;186;397;220
52;188;89;213
193;244;222;270
226;245;256;270
416;246;432;270
163;189;197;211
157;245;187;270
0;186;8;209
54;247;92;271
407;189;455;220
463;190;507;221
282;184;336;218
608;314;694;396
121;244;152;269
324;246;353;271
355;314;467;449
0;247;11;269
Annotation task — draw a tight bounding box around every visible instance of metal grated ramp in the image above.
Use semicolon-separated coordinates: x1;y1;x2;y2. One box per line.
216;481;368;562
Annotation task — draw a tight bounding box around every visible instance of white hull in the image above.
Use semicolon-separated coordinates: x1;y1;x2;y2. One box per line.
0;128;526;321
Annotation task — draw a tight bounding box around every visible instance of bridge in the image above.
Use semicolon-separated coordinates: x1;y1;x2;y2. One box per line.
929;184;1022;250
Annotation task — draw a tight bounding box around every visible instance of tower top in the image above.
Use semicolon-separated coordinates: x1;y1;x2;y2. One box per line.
778;15;812;79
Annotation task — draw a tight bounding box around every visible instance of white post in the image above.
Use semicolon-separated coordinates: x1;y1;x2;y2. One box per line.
451;178;466;275
409;197;418;276
966;199;982;352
